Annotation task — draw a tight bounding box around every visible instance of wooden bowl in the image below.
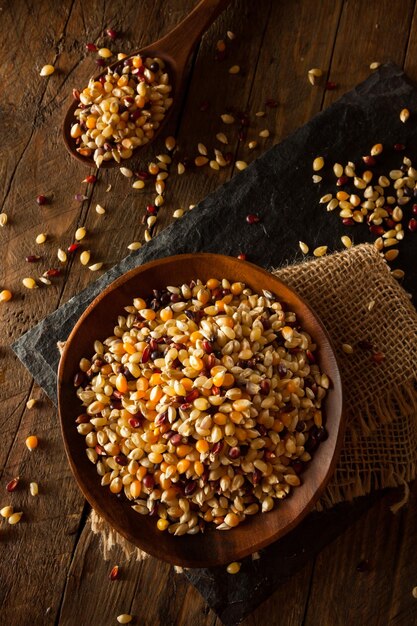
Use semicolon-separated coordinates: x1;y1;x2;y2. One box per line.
58;253;344;568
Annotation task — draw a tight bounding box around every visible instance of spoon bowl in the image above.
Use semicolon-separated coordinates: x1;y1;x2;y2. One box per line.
63;0;232;168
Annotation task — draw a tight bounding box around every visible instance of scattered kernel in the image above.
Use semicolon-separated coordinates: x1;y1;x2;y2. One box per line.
132;180;145;189
173;209;184;218
29;482;39;496
75;227;87;241
227;562;241;574
96;204;106;215
221;113;235;124
0;213;8;227
0;506;13;518
400;108;410;123
341;236;352;248
308;67;322;85
0;290;12;302
127;242;142;251
369;61;381;70
117;615;132;624
342;343;354;354
299;241;309;254
227;31;235;40
26;398;37;409
313;245;328;257
98;47;112;58
235;161;248;170
229;65;240;74
259;129;270;138
80;250;91;266
313;157;324;171
26;435;38;451
40;64;55;76
36;233;47;244
88;262;103;271
165;136;176;151
8;512;23;525
22;277;37;289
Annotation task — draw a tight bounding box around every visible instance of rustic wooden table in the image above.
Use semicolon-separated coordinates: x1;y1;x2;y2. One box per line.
2;0;417;624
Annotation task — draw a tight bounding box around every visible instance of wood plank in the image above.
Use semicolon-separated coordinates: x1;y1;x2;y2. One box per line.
0;2;194;625
323;0;415;108
303;488;416;626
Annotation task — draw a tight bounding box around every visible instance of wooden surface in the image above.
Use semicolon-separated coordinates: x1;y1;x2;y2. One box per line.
1;0;417;623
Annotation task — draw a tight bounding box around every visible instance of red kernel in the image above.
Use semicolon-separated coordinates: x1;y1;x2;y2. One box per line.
372;352;385;364
36;194;48;205
25;255;41;263
105;28;117;39
336;175;349;187
67;243;81;254
393;143;405;151
6;477;19;492
45;268;62;277
85;43;97;52
109;565;119;580
325;81;338;90
408;218;417;232
362;155;376;166
246;213;260;224
237;253;247;260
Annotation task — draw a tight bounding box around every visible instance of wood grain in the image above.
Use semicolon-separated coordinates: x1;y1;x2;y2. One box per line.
1;0;417;624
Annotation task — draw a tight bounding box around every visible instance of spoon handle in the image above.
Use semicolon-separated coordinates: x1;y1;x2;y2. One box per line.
148;0;233;68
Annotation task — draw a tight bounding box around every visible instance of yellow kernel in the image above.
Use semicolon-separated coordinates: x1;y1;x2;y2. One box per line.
130;480;142;499
141;308;156;320
98;48;112;58
0;289;12;302
313;245;328;257
0;506;13;518
400;108;410;123
157;518;169;531
221;113;235;124
313;157;324;171
229;65;240;74
40;64;55;76
259;129;270;138
8;512;23;525
189;355;204;371
177;459;190;474
80;250;91;265
341;236;352;248
194;397;209;411
29;482;39;496
195;156;209;167
224;512;240;527
26;435;38;451
22;277;37;289
194;461;205;476
75;227;87;241
132;180;145;189
227;562;241;574
235;161;248;170
116;374;128;393
116;614;133;624
342;343;354;354
299;241;309;255
196;439;209;453
36;233;47;244
176;445;193;457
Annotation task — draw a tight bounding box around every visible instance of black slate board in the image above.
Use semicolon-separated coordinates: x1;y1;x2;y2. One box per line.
12;63;417;625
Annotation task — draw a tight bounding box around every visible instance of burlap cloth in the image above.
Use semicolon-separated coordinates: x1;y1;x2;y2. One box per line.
88;243;417;561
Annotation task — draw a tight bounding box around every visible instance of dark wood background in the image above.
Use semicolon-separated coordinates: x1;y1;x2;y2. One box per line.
1;0;417;624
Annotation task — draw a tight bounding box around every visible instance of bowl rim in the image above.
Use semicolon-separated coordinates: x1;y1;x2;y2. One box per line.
58;252;344;567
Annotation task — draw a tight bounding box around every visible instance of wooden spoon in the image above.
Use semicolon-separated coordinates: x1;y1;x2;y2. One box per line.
63;0;232;168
